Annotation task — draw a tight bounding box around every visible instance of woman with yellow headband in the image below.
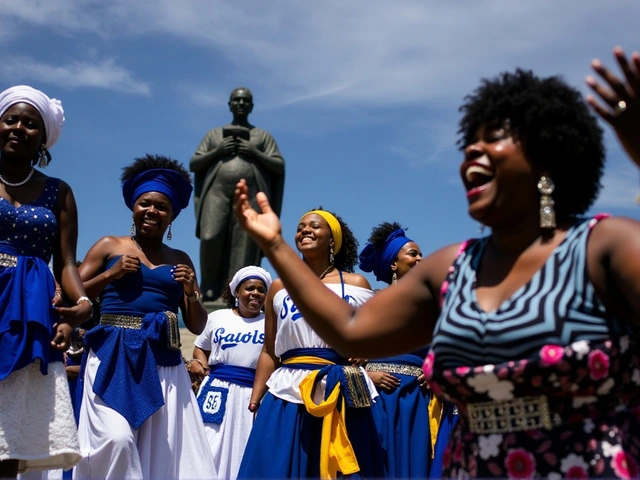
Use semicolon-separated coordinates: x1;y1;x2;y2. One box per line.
237;208;385;480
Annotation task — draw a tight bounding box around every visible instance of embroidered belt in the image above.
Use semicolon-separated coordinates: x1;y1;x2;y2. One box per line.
365;362;423;378
467;395;555;434
100;312;181;350
0;253;17;268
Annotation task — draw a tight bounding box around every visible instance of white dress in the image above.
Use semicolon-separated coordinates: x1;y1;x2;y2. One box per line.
194;308;265;480
268;283;379;403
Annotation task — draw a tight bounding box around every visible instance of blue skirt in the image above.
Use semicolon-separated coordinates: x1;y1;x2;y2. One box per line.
429;402;458;480
371;373;431;478
238;392;386;479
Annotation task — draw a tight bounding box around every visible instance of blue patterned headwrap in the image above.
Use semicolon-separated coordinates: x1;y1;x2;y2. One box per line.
358;228;413;284
122;168;193;219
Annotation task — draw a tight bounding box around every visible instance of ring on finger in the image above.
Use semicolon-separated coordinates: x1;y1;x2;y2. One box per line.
614;100;627;116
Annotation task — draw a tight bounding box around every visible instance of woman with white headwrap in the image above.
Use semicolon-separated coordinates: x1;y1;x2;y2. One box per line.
189;265;271;480
0;86;92;478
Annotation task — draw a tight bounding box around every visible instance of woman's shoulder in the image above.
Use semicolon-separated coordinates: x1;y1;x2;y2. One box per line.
341;271;371;289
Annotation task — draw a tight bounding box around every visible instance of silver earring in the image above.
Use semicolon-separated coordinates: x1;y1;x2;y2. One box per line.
235;297;239;307
329;245;335;266
130;222;135;235
167;223;172;241
392;272;397;285
38;145;48;168
538;175;556;229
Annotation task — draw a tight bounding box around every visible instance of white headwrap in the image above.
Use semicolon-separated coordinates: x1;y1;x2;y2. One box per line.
0;85;65;150
229;266;273;297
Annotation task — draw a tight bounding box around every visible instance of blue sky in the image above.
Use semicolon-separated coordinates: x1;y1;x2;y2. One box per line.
2;1;639;290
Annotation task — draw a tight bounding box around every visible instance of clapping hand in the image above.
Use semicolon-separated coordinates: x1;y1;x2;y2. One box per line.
107;254;140;280
234;179;282;250
586;46;640;166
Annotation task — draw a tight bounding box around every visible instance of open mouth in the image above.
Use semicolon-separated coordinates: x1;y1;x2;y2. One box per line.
465;164;494;188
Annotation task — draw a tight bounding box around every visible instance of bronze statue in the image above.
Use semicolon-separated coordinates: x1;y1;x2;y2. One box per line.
190;87;285;301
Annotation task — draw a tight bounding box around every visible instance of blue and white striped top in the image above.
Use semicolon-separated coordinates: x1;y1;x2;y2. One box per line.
432;216;636;368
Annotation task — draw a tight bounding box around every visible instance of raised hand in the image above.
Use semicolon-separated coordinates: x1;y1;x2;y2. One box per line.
234;179;282;249
586;46;640;165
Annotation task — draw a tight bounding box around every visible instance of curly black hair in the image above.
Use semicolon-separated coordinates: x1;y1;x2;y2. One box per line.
120;154;192;184
303;207;360;273
221;283;236;309
457;69;605;221
366;222;405;251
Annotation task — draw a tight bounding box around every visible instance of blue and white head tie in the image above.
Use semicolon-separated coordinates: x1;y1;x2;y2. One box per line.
359;228;412;284
229;266;273;296
122;168;193;219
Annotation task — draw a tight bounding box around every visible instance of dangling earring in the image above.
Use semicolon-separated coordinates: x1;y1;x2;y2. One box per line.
235;297;239;308
538;175;556;229
38;145;48;168
167;223;172;241
329;245;335;266
130;222;135;235
391;272;397;285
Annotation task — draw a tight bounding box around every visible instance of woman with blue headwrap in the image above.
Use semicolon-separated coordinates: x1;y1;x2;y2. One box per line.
359;222;456;479
0;85;91;478
74;155;214;480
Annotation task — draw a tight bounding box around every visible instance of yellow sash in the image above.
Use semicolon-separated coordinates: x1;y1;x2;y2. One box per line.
284;356;360;479
428;396;444;458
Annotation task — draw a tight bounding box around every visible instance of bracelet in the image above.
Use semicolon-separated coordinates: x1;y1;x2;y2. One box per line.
76;296;92;306
186;291;201;303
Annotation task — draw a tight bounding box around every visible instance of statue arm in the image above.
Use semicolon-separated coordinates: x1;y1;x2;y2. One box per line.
237;131;285;176
189;130;233;173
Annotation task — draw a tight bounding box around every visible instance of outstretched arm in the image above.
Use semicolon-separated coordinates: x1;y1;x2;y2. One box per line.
234;179;444;358
586;46;640;166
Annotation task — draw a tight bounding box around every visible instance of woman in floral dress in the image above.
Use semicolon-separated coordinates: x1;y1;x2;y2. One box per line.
233;47;640;479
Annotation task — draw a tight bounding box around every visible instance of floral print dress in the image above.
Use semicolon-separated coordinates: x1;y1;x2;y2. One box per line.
425;217;640;479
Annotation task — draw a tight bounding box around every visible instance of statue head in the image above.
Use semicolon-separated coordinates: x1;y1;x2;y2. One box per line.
228;87;254;122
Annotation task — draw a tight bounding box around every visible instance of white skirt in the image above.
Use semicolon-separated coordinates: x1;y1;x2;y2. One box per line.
198;377;254;480
0;361;81;473
74;350;215;480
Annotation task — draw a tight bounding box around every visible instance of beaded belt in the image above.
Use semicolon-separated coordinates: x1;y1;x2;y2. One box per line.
467;395;556;434
100;312;181;351
0;253;17;268
365;362;423;378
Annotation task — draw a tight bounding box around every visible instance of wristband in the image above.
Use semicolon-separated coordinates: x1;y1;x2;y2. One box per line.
186;291;201;303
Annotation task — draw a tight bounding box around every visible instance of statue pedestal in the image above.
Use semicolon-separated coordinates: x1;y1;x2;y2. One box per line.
203;299;227;315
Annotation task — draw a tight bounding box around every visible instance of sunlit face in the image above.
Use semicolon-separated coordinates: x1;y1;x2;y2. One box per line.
0;103;45;162
459;122;538;228
132;192;174;238
236;279;268;318
391;241;422;280
295;213;334;256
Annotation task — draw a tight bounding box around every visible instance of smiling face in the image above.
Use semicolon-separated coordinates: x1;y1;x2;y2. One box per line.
295;213;334;258
391;241;422;280
0;103;45;162
236;279;267;318
132;191;174;238
460;122;538;228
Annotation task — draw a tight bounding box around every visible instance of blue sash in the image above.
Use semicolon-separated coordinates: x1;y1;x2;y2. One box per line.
83;311;182;429
208;363;256;388
0;244;61;380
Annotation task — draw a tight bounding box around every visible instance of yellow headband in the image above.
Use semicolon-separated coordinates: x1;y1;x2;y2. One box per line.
300;210;343;254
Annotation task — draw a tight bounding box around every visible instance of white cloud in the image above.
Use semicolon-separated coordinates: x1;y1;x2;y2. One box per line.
1;1;639;106
0;56;150;95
